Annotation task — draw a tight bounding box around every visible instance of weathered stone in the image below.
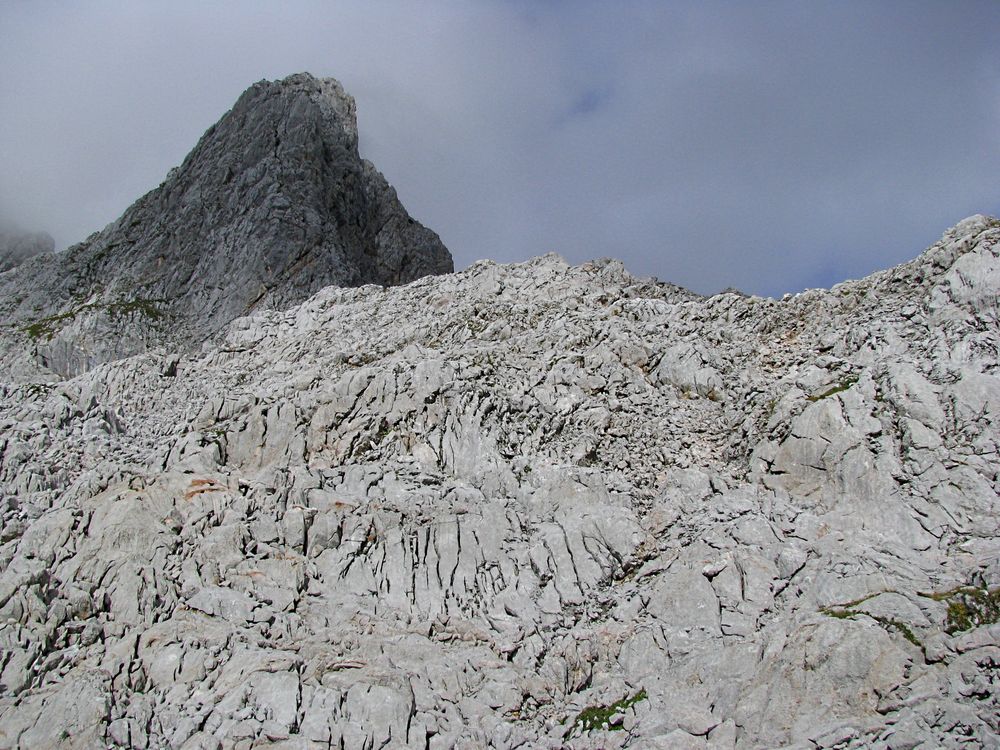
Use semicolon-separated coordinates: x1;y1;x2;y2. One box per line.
0;74;998;749
0;73;452;379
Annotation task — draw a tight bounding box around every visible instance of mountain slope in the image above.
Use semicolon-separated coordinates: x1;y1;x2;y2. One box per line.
0;73;452;380
0;216;998;748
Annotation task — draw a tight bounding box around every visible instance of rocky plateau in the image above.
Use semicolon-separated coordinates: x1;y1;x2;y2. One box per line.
0;74;998;749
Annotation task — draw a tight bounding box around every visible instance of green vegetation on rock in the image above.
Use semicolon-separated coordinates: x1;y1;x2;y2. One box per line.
808;375;859;402
21;298;165;340
23;310;79;340
105;298;164;320
821;595;922;647
568;689;647;735
921;586;1000;634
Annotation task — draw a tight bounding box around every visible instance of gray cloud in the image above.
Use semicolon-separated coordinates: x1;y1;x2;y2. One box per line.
1;0;998;295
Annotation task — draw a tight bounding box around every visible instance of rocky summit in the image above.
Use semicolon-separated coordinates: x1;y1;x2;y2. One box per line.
0;73;452;381
1;77;999;750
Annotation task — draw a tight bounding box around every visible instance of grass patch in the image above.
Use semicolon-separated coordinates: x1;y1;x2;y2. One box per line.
105;298;164;320
21;297;165;340
821;593;922;647
808;375;859;402
819;592;881;616
567;689;647;735
821;607;858;620
921;585;1000;634
23;310;79;340
764;397;778;419
874;617;922;647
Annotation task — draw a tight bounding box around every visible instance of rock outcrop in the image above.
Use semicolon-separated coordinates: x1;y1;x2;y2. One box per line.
0;73;452;380
1;213;998;748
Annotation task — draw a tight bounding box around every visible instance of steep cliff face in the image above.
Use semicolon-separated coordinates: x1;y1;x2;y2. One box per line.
0;73;452;379
0;215;998;749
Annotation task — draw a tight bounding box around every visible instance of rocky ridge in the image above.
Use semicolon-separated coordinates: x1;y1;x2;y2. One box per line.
0;73;452;380
1;213;999;748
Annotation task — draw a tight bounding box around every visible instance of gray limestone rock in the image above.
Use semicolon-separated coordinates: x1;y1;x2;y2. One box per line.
0;75;999;749
0;73;452;379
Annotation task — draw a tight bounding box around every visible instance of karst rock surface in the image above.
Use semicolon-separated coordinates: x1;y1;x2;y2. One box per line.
0;73;452;380
1;72;999;750
0;207;998;748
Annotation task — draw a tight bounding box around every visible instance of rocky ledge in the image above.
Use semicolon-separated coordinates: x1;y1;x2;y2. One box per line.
1;215;998;748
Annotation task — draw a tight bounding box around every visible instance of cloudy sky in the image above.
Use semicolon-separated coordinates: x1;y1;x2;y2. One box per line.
1;1;998;296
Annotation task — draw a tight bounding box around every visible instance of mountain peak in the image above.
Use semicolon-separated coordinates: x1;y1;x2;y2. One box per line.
212;72;360;155
0;73;453;379
261;73;359;135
